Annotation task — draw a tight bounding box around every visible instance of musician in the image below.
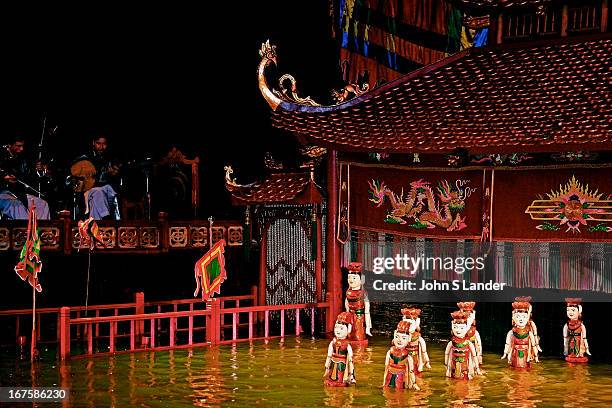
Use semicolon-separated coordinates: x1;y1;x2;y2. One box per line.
72;135;121;220
0;135;51;219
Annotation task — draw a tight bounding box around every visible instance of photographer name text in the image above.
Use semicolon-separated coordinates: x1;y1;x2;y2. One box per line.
372;279;507;291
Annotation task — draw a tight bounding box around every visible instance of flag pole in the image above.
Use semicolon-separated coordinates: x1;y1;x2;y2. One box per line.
208;216;214;250
30;202;38;362
206;216;214;300
31;275;36;362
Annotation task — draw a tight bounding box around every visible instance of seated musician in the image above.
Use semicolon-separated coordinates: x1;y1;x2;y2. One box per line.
72;134;121;220
0;135;51;219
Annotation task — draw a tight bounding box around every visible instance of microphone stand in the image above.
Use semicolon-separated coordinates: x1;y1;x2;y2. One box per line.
0;170;46;198
144;166;152;221
16;178;45;198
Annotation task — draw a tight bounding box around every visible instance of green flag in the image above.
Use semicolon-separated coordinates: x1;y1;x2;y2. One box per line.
194;239;227;300
15;206;42;292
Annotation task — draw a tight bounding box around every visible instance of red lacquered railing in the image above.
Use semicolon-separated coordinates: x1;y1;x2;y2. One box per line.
0;288;257;347
1;286;331;359
63;300;330;359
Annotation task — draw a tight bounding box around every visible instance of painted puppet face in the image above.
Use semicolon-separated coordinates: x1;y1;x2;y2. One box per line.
567;306;580;320
401;317;419;334
513;311;529;328
451;322;469;338
347;273;361;289
334;322;349;339
466;310;475;327
393;331;410;349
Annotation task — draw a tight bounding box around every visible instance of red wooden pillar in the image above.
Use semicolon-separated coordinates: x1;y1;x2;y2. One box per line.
59;307;71;360
158;212;169;253
258;226;267;325
205;298;221;345
326;150;342;331
134;292;144;346
602;0;608;33
59;210;72;255
315;211;323;302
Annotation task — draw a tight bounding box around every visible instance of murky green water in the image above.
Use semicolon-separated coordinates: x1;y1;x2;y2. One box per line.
2;337;612;407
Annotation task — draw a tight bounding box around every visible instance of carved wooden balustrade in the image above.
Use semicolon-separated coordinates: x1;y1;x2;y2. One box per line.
0;212;243;254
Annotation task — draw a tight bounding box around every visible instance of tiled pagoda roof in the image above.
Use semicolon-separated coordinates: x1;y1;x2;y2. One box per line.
259;36;612;154
225;168;323;205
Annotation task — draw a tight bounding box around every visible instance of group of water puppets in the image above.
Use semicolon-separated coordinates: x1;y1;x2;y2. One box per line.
323;262;591;388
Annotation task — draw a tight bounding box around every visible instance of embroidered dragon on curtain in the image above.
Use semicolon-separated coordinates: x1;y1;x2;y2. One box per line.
368;179;476;232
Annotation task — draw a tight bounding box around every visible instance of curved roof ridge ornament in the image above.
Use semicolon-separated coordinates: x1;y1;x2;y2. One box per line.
453;0;551;14
331;83;370;104
275;74;321;107
258;40;321;110
224;165;256;189
258;41;283;111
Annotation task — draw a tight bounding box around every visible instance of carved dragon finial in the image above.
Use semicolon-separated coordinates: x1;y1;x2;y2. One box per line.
258;40;283;111
224;165;240;187
274;74;321;107
257;40;320;110
300;145;327;159
331;83;370;104
224;165;257;189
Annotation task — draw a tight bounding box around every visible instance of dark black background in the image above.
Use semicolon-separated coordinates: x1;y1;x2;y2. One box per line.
1;1;340;219
0;2;340;308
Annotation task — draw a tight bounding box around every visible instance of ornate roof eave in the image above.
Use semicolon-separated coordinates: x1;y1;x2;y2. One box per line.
452;0;552;9
258;34;612;154
258;40;322;112
224;165;324;206
258;40;470;113
258;40;372;113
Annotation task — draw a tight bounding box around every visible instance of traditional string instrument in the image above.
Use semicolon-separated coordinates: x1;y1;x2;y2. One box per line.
70;159;97;192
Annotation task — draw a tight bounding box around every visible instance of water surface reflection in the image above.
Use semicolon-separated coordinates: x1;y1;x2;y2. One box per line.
1;338;611;407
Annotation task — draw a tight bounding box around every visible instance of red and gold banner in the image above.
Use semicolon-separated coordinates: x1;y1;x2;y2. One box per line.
494;168;612;242
349;165;484;239
346;164;612;242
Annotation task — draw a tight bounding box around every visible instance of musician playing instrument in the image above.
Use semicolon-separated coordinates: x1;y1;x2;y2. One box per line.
72;135;121;220
0;135;51;219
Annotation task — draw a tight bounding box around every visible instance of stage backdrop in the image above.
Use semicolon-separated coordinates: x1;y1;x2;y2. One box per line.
346;163;612;242
494;167;612;242
350;164;483;239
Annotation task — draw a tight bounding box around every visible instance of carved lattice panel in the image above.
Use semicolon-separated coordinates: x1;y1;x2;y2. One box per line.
211;226;226;244
169;227;188;248
72;228;88;249
12;228;27;250
118;227;139;248
227;226;243;246
190;227;208;248
140;227;159;248
0;228;10;251
96;227;116;249
39;227;60;250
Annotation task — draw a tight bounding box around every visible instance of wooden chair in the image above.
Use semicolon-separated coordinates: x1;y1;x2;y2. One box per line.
158;147;200;218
